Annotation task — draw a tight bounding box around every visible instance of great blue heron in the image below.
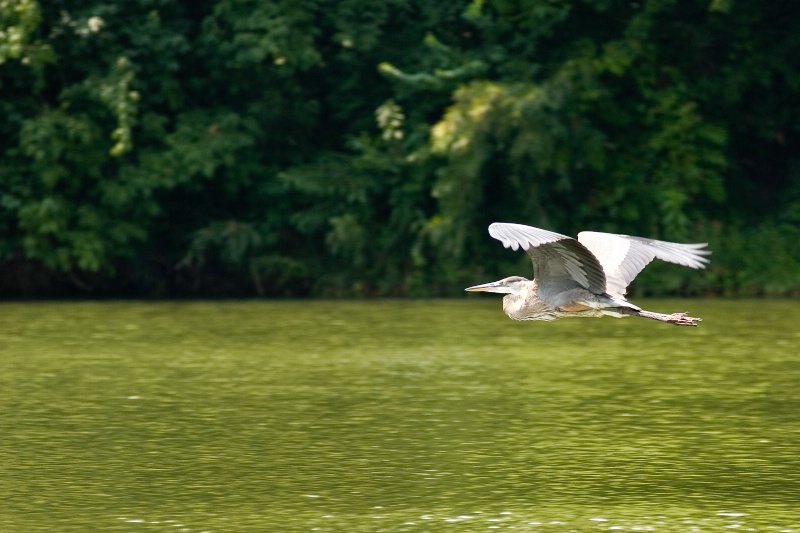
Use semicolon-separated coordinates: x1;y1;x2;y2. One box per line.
465;223;710;326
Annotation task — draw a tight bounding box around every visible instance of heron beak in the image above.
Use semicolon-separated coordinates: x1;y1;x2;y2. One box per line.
465;280;504;293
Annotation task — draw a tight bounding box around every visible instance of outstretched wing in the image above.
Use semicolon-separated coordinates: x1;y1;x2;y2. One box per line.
577;231;710;299
488;223;607;297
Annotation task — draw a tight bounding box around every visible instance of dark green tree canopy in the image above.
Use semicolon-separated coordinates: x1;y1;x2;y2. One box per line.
1;0;799;297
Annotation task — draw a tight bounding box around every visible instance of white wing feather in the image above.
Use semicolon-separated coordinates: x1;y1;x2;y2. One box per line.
578;231;710;298
488;223;572;251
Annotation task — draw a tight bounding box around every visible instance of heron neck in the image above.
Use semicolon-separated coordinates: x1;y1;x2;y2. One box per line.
502;280;552;320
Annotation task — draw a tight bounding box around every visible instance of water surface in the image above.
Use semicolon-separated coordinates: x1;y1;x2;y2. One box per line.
1;299;799;531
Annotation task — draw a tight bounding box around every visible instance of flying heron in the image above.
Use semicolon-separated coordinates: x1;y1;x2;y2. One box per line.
465;223;710;326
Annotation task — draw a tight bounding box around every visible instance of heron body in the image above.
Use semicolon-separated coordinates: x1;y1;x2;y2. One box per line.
466;223;710;326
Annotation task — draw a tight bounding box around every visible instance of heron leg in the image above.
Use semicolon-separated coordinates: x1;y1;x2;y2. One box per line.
615;307;702;326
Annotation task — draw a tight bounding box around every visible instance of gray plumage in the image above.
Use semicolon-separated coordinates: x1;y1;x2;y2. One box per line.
466;223;710;326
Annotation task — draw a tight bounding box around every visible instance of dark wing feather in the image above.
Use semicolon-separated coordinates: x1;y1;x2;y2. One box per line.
488;223;607;297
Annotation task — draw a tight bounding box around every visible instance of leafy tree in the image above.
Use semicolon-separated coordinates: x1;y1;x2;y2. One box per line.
1;0;798;297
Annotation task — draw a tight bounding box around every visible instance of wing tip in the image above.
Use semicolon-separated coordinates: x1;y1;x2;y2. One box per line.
488;222;516;250
680;243;712;269
488;222;571;249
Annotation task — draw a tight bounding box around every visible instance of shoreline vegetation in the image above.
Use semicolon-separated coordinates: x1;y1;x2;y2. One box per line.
2;1;798;299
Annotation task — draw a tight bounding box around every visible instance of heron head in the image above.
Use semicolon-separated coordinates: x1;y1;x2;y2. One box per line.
465;275;530;295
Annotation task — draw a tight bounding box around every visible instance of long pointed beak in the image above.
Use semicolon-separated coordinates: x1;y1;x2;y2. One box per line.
465;281;504;293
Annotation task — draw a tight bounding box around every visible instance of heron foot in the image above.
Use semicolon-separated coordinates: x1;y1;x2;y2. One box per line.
668;312;702;327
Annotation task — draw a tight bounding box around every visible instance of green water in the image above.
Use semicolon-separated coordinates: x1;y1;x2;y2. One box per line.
1;299;799;532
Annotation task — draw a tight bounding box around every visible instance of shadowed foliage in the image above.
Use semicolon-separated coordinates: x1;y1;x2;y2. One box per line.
1;0;799;297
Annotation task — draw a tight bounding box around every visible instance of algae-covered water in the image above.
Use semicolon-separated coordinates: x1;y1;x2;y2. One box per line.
1;299;799;531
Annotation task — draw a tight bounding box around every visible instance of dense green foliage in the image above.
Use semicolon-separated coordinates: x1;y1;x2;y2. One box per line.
1;0;799;297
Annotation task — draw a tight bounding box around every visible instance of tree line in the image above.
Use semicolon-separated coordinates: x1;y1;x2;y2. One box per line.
1;0;799;298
